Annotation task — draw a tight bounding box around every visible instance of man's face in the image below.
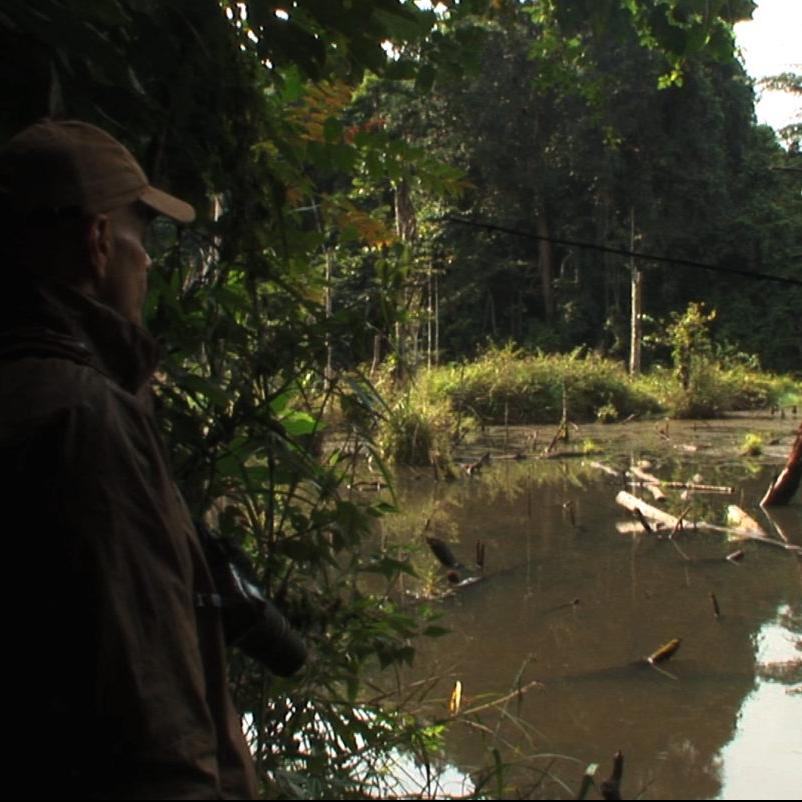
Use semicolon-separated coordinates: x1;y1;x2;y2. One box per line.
97;204;153;326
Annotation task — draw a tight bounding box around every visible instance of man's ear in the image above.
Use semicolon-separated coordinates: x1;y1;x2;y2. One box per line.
86;214;112;285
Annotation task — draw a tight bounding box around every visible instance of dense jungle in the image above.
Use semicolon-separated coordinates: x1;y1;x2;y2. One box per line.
2;1;801;798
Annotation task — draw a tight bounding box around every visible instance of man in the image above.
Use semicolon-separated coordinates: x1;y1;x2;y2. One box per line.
0;120;258;799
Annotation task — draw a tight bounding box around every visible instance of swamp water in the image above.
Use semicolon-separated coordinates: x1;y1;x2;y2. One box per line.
369;414;802;800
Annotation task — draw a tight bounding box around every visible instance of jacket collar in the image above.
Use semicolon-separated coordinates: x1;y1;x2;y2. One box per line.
0;279;160;395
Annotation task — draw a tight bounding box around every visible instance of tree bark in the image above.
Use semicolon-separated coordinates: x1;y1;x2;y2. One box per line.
536;213;554;324
761;421;802;506
615;491;689;530
629;209;643;375
370;333;382;376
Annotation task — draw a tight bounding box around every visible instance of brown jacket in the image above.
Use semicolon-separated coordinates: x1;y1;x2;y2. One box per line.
0;280;258;799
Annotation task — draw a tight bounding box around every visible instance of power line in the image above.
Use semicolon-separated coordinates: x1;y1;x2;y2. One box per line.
442;216;802;288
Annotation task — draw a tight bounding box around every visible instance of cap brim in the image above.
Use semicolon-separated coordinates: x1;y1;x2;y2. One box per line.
140;185;196;224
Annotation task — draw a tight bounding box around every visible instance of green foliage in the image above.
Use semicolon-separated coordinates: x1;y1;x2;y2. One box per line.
667;301;716;390
428;344;659;424
595;403;619;423
358;0;801;377
641;301;724;417
0;2;465;796
637;364;727;418
421;340;795;425
378;400;436;466
526;0;750;89
740;432;763;456
634;360;796;419
636;301;798;418
375;378;455;466
717;365;799;411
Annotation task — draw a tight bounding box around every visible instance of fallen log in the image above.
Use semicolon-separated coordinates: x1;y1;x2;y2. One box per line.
615;490;802;553
760;421;802;506
629;466;667;502
662;480;733;493
615;491;691;530
597;459;732;493
347;480;389;491
543;449;599;459
696;521;802;553
615;520;666;535
725;505;768;538
589;460;622;478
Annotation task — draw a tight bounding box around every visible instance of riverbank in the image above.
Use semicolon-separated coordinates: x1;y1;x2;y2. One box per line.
364;348;800;466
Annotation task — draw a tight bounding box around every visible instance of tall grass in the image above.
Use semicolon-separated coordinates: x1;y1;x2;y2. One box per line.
425;344;659;425
635;363;800;418
363;345;799;464
373;379;457;466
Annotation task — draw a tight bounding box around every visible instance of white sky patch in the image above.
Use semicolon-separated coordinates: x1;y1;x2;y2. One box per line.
382;39;401;60
414;0;450;14
734;0;802;132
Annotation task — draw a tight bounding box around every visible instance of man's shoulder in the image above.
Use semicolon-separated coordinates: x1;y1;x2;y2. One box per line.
0;343;147;436
0;326;95;366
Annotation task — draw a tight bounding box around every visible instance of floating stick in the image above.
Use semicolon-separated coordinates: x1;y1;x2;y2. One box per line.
448;680;462;715
475;539;486;573
647;638;682;665
426;536;462;569
600;751;624;801
710;592;721;619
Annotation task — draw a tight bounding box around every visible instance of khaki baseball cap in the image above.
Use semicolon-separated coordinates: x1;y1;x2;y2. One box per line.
0;119;195;223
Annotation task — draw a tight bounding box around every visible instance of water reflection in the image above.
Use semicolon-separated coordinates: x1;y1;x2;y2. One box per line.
717;607;802;801
375;418;802;799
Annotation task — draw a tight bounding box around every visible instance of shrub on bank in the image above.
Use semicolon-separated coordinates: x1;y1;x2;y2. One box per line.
364;348;799;463
636;364;799;418
426;345;659;425
375;385;456;466
718;366;799;411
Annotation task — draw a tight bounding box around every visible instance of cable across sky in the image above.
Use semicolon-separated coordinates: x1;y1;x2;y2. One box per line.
443;217;802;288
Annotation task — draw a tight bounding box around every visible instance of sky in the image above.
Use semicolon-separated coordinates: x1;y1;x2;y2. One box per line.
734;0;802;133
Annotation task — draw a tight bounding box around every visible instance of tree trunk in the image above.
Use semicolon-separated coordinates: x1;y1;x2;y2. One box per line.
434;269;440;366
394;179;417;242
370;334;382;376
761;421;802;506
629;208;643;376
324;247;334;392
536;213;554;324
427;261;433;369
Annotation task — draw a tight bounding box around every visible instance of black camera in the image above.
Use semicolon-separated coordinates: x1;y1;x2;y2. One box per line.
196;522;307;677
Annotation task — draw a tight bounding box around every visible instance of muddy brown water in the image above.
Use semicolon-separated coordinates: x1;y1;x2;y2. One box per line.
367;413;802;800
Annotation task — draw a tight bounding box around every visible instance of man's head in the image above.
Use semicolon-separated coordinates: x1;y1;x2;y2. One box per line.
0;119;195;325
